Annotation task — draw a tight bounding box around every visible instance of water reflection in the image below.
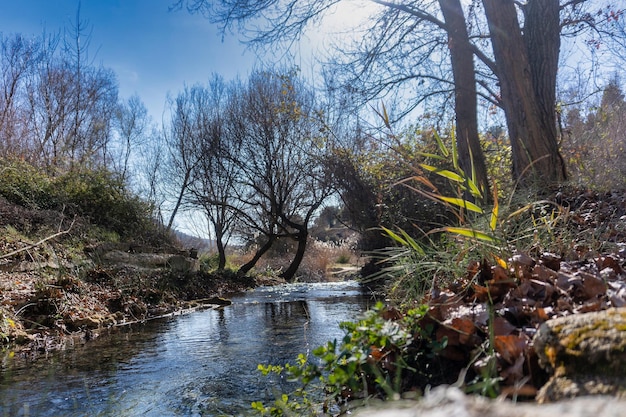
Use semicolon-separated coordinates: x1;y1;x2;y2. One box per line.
0;281;373;416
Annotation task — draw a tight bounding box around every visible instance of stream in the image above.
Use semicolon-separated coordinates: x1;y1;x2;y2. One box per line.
0;281;374;416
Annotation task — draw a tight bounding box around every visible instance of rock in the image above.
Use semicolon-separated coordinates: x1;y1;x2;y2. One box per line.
97;247;200;271
167;255;198;273
128;301;148;318
101;250;172;268
533;308;626;402
69;315;102;329
537;374;626;403
148;306;172;316
101;314;117;327
352;386;626;417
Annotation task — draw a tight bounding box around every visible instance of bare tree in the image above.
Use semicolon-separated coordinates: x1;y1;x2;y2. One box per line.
173;0;624;188
61;9;118;169
162;70;331;278
0;34;40;158
226;70;333;280
163;87;203;232
135;125;167;225
186;75;243;270
113;94;149;183
24;25;117;171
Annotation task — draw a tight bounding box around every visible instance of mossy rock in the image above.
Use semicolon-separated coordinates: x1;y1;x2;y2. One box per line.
534;308;626;376
537;374;626;403
534;308;626;402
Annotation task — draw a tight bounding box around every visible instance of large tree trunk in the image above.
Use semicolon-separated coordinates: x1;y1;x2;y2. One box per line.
482;0;566;187
280;228;308;282
524;0;565;179
439;0;490;202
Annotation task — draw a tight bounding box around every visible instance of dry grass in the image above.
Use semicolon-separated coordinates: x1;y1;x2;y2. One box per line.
229;236;360;282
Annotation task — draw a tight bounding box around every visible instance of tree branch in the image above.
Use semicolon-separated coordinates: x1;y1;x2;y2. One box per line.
370;0;446;30
0;218;75;260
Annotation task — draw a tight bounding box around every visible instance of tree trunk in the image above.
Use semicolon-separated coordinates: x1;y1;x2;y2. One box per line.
482;0;566;187
280;228;308;282
524;0;566;180
214;224;227;270
237;234;276;275
166;168;191;232
439;0;490;202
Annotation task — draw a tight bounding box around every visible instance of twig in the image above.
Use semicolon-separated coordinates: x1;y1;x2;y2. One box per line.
0;218;76;260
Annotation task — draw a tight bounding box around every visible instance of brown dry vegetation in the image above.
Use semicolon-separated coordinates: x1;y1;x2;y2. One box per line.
240;237;361;282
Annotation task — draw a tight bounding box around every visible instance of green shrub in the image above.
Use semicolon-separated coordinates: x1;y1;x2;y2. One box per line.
335;253;351;264
0;158;160;241
51;168;154;239
198;252;237;272
0;158;52;209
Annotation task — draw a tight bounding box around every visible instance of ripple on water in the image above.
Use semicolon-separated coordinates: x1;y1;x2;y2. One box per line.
0;281;372;416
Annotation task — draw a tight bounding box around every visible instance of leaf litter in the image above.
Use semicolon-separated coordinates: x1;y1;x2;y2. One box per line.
378;188;626;399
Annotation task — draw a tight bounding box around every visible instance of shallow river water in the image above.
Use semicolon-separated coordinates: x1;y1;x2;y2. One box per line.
0;281;374;416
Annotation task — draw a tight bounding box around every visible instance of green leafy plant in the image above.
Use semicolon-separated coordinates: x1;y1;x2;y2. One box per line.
252;302;429;416
379;127;579;298
373;130;504;303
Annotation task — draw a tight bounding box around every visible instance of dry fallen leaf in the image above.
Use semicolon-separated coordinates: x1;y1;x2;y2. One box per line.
494;334;528;364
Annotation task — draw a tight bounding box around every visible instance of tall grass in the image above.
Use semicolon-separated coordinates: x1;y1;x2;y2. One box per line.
372;130;578;304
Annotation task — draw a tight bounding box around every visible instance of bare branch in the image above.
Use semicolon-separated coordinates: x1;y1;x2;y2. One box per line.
0;218;75;260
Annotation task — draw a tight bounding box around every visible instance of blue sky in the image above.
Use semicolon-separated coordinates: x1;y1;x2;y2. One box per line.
0;1;374;124
0;0;373;235
0;0;258;122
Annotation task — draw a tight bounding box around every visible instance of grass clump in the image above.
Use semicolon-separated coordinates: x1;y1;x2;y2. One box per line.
198;252;239;272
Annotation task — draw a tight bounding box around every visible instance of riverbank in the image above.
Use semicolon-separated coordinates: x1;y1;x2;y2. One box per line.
0;238;283;357
4;184;626;411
